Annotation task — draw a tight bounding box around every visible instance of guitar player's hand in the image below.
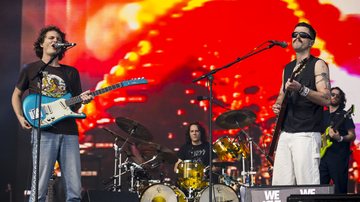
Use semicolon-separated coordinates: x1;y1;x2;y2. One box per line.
80;90;94;104
19;116;32;130
328;128;341;141
285;79;302;92
272;103;281;115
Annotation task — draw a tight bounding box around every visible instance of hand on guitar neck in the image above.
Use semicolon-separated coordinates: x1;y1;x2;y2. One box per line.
79;90;93;104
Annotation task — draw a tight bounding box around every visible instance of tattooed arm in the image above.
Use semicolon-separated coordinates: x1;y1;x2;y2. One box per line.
305;60;331;106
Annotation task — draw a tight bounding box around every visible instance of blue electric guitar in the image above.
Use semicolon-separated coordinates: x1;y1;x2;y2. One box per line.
23;77;148;128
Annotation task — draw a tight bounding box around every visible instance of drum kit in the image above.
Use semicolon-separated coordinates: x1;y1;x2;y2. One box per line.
102;109;268;201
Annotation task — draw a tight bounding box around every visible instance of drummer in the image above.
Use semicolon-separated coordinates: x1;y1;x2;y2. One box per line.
174;122;218;174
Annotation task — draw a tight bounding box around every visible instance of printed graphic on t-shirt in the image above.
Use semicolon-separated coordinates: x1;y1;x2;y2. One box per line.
39;72;67;97
190;148;206;163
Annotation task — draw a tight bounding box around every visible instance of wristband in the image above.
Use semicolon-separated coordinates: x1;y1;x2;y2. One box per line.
299;86;310;97
337;136;344;142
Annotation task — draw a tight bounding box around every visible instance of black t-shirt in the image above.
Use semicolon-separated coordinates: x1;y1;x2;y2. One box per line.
323;108;355;157
177;142;214;166
16;60;83;135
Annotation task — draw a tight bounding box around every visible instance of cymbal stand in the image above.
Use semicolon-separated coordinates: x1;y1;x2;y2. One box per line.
236;127;257;187
129;165;135;193
111;126;137;191
111;137;121;191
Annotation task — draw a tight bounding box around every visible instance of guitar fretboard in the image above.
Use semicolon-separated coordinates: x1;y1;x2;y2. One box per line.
65;82;125;106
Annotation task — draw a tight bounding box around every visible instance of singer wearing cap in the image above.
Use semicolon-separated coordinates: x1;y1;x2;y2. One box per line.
271;22;331;185
11;25;93;201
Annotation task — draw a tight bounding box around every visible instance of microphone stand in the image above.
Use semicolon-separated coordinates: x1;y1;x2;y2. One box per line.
30;49;62;202
192;41;279;202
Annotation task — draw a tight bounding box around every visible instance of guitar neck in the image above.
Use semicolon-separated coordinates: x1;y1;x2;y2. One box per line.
332;106;354;131
65;82;124;106
268;91;289;158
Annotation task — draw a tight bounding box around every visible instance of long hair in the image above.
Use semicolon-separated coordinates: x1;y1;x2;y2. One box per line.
33;25;67;60
185;122;208;145
331;87;346;110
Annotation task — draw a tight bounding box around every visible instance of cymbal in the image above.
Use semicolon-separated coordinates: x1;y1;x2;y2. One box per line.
102;127;135;145
115;117;153;141
212;161;241;168
158;150;178;164
215;109;256;129
136;142;177;164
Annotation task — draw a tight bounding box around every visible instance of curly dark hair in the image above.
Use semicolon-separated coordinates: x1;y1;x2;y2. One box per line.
331;87;346;110
33;25;67;60
185;122;208;145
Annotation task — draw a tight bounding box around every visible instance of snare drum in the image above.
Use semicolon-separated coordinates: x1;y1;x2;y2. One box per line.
140;184;186;202
195;184;239;202
176;160;207;190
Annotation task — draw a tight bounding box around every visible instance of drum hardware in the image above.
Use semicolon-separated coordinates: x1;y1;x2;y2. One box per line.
215;109;258;186
103;125;142;192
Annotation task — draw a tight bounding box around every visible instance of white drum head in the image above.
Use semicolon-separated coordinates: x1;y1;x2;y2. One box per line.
196;184;239;202
140;184;183;202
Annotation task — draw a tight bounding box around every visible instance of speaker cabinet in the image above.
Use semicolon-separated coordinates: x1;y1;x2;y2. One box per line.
244;185;334;202
81;190;139;202
287;194;360;202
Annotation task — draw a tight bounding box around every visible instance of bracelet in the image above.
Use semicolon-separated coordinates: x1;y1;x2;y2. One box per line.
337;136;344;142
299;85;310;97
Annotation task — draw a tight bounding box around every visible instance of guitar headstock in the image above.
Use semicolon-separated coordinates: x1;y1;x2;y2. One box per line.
121;77;148;87
346;104;355;116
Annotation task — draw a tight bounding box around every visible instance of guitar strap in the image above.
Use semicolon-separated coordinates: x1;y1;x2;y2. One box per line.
59;64;72;94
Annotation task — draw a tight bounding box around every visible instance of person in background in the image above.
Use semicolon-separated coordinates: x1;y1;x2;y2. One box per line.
320;87;356;193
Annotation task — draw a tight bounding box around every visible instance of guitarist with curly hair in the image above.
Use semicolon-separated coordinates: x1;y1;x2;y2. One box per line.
320;87;356;193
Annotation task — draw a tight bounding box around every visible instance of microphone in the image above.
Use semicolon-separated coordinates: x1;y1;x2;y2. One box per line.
52;42;76;49
269;40;287;48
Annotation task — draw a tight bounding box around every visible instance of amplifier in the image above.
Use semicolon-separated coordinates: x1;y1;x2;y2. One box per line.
244;185;334;202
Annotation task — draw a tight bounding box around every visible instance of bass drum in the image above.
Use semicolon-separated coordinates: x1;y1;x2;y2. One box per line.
195;184;239;202
140;184;186;202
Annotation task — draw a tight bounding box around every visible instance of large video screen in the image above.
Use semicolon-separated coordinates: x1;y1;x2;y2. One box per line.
21;0;360;186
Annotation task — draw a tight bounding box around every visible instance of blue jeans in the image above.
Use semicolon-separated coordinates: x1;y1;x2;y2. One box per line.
30;130;82;202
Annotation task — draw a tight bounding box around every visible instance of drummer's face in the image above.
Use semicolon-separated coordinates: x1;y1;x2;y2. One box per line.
189;125;201;144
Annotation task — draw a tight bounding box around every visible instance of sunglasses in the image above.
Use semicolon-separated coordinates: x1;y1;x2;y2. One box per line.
291;32;313;40
331;93;340;98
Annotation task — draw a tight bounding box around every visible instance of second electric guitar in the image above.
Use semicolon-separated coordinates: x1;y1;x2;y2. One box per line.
320;104;354;158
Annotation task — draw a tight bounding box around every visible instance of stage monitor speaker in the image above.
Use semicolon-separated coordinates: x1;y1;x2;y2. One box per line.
244;185;334;202
287;194;360;202
81;190;139;202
